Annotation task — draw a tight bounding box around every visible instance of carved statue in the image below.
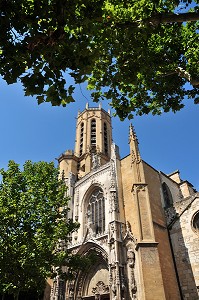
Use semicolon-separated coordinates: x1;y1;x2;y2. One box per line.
110;242;116;265
126;221;131;233
110;222;115;239
69;289;74;300
87;210;96;238
110;191;119;212
127;248;135;268
92;153;100;169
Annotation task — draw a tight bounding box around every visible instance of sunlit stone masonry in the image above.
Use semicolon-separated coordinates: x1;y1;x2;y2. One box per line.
46;104;199;300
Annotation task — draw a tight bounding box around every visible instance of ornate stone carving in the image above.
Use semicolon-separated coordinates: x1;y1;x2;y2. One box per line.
75;189;79;221
86;210;96;238
109;191;119;213
133;183;147;192
132;183;147;194
122;223;137;298
70;172;76;185
77;274;83;298
110;242;116;266
92;153;101;170
50;276;65;300
128;248;135;268
110;163;116;189
50;278;58;300
127;247;137;296
109;222;116;240
126;221;131;233
129;124;141;165
75;162;110;188
120;267;126;291
123;221;137;246
92;281;109;295
111;143;117;160
68;282;75;300
98;235;108;246
131;149;136;165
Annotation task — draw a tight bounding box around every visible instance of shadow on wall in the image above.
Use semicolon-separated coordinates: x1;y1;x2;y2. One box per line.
166;198;199;300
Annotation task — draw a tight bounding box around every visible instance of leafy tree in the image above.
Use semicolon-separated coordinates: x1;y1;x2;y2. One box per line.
0;0;199;119
0;160;80;299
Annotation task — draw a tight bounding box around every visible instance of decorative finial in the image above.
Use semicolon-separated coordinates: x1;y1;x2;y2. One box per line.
129;123;138;144
128;123;141;168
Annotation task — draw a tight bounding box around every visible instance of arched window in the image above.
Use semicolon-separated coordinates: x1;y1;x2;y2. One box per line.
192;211;199;234
162;182;173;208
104;122;108;155
86;187;105;235
80;122;84;156
90;119;96;150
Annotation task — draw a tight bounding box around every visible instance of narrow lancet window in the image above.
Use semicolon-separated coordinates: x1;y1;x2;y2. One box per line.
104;122;108;155
91;119;96;151
80;122;84;156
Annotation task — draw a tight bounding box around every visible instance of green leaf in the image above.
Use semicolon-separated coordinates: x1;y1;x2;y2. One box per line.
0;160;82;297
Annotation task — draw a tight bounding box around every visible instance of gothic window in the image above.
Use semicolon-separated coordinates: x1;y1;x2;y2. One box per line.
86;188;105;234
192;211;199;234
162;182;173;208
104;122;108;155
80;122;84;156
91;119;96;150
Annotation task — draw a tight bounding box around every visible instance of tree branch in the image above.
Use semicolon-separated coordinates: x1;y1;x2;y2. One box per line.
160;67;199;86
111;12;199;28
150;12;199;25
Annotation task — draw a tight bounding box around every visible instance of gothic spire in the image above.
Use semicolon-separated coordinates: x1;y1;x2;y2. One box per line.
129;124;141;164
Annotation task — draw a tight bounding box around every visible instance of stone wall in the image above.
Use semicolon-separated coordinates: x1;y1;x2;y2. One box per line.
169;196;199;300
143;161;181;300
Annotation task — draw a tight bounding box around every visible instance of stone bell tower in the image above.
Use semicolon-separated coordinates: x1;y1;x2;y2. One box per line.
74;103;112;177
58;103;112;180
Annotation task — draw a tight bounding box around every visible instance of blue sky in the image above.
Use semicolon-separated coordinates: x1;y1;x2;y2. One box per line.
0;77;198;190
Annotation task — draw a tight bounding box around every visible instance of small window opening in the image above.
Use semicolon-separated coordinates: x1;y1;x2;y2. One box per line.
104;122;108;155
91;119;96;151
80;122;84;156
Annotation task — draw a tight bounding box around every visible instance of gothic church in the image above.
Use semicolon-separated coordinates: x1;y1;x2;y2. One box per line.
49;104;199;300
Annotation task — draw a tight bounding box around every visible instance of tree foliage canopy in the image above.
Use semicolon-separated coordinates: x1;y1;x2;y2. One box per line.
0;0;199;119
0;160;81;298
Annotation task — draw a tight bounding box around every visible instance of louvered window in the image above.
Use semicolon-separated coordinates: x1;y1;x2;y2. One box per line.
104;122;108;155
80;122;84;156
91;119;96;150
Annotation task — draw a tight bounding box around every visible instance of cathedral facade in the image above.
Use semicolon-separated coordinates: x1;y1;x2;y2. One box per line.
49;104;199;300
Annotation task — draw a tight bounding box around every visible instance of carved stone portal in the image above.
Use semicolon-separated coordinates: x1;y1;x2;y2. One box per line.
92;281;109;296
